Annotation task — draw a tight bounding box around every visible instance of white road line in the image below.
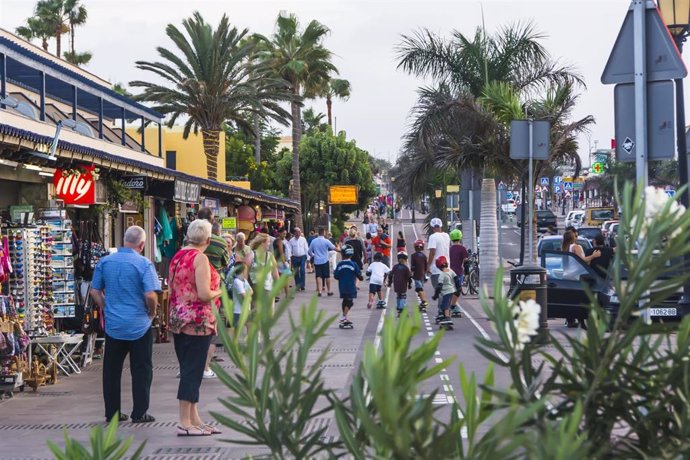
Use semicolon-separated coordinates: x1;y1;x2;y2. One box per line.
462;309;509;363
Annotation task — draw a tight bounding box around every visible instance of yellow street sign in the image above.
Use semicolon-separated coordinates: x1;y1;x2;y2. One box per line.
328;185;359;205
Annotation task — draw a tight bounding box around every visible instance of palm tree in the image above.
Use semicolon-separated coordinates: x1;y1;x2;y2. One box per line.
16;16;52;51
261;12;338;229
65;0;87;54
130;12;292;181
63;50;91;67
396;22;590;293
302;108;326;134
319;78;351;127
35;0;72;57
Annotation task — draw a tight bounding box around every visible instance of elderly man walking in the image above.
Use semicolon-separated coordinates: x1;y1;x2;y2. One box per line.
90;226;161;423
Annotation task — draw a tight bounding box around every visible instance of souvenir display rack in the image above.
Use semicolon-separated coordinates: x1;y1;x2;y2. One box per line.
7;227;54;336
45;219;75;318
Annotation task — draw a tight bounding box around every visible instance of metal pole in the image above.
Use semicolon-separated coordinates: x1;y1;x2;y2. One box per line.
528;120;534;264
469;188;475;250
633;0;649;322
674;38;690;316
519;174;526;266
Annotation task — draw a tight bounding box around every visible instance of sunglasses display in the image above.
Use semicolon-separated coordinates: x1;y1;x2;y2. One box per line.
46;219;76;321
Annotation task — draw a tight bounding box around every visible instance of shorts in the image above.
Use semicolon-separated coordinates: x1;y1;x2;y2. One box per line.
414;279;424;291
315;262;330;279
439;293;452;311
369;283;382;294
233;313;241;328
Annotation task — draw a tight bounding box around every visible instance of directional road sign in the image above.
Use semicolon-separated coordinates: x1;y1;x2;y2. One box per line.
540;177;549;186
602;3;687;84
506;191;513;200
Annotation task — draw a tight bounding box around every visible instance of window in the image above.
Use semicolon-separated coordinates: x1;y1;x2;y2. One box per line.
166;151;176;170
544;253;590;281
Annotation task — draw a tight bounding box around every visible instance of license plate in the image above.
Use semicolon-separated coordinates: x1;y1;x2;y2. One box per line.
650;307;677;316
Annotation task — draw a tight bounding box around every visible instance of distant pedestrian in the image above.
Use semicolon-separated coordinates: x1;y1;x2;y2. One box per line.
344;227;365;289
371;228;392;267
410;239;429;310
308;227;336;296
396;230;406;252
168;220;222;435
431;256;456;326
249;233;280;313
288;227;309;291
90;226;160;424
306;230;317;273
231;262;253;336
334;245;363;326
387;251;412;317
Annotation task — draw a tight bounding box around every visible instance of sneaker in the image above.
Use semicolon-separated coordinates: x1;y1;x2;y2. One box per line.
203;370;217;379
367;301;373;309
451;306;462;317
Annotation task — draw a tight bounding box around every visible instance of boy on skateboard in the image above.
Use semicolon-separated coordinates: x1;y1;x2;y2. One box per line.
387;251;412;317
410;239;429;311
431;256;456;328
366;252;390;309
334;245;363;328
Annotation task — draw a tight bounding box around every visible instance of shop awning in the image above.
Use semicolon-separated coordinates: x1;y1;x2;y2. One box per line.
0;123;300;212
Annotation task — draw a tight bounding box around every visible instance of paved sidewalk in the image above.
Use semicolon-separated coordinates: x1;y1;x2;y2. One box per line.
0;271;384;460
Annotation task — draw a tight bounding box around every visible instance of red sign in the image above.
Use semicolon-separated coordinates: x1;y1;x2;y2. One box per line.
53;166;96;205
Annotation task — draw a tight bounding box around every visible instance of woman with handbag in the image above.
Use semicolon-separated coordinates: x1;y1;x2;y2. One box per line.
168;220;222;436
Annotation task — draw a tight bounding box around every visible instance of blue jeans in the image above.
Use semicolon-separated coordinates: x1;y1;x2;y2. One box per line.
396;295;407;310
291;255;307;289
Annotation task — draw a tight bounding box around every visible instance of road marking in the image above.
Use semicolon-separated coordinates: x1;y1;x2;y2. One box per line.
462;308;509;363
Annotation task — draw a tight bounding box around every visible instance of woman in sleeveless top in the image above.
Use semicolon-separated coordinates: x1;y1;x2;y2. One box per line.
561;230;600;328
169;219;222;436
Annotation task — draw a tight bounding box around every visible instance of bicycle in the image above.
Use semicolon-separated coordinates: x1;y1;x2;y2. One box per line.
461;250;480;295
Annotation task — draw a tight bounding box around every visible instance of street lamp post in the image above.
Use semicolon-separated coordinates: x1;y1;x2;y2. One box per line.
658;0;690;315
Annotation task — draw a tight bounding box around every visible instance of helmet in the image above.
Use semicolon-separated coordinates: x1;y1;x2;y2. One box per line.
397;251;408;260
414;239;425;249
430;217;443;228
450;229;463;241
342;244;354;257
435;255;448;269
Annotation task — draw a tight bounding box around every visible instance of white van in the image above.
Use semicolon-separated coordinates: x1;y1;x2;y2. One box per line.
565;210;584;227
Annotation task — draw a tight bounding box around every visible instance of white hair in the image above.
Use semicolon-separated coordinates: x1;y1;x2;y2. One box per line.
187;219;212;245
124;226;146;245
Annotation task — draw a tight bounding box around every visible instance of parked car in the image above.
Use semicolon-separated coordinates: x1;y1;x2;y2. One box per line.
501;198;517;214
601;220;619;238
539;250;683;324
576;227;603;243
565;210;584;227
537;235;592;257
586;207;617;226
573;213;586;229
607;222;620;247
536;210;557;232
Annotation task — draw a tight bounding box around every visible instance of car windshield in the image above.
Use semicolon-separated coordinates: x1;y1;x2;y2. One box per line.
538;237;592;256
592;209;614;220
578;228;601;239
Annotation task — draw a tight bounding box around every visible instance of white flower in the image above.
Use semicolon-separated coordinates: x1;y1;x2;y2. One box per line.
633;186;686;239
504;299;541;351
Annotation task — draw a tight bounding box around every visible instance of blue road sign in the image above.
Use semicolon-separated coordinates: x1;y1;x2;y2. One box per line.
540;177;549;186
506;192;513;200
554;185;562;193
563;181;573;191
666;189;676;198
554;176;563;184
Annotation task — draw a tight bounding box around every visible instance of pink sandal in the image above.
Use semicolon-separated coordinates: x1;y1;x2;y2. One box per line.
176;425;210;436
198;423;222;435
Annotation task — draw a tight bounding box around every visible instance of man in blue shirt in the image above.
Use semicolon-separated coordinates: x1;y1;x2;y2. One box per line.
91;225;161;423
308;227;336;296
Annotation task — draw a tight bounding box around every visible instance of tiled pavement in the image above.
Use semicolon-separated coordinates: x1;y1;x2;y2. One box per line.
0;270;386;460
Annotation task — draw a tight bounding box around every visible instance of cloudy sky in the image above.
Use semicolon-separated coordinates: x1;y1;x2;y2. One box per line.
2;0;685;166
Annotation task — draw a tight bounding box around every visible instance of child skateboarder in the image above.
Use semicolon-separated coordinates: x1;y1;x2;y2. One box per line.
334;245;363;328
431;256;455;329
410;239;429;312
366;252;390;309
387;251;412;317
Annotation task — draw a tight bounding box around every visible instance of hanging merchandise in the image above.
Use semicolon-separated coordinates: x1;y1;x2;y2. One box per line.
73;220;109;281
0;296;30;397
7;228;55;336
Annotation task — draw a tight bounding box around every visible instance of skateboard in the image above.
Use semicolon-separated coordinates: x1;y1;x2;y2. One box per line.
451;311;462;318
376;300;386;309
439;320;454;330
339;320;354;329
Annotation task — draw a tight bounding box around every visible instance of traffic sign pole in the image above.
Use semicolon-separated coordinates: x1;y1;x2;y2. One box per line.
633;0;648;188
528;120;534;264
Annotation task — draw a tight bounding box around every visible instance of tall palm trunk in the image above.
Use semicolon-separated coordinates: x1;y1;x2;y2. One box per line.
55;28;62;57
201;129;220;181
290;89;304;229
326;96;333;127
42;38;49;51
479;178;500;297
70;25;75;53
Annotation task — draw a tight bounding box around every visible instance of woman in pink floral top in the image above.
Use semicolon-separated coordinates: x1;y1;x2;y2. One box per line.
168;219;222;437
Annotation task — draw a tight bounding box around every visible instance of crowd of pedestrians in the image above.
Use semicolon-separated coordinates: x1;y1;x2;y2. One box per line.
88;195;469;437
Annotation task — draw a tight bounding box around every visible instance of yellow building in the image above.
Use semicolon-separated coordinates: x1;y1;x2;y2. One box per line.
129;126;251;190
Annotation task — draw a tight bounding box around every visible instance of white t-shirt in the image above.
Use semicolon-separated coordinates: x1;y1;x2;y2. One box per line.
367;261;391;286
232;277;251;314
428;231;451;275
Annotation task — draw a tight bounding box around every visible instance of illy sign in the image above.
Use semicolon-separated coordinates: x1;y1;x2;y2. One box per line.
53;166;97;205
